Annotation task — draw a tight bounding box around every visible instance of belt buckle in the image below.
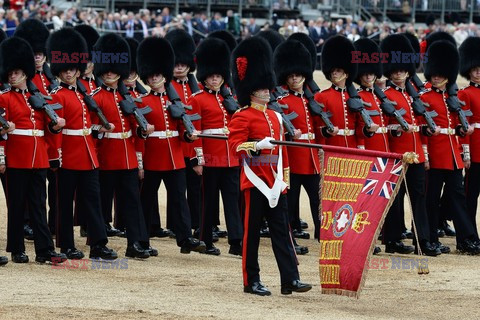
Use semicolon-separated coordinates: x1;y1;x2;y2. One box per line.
82;128;90;136
32;129;39;136
308;132;314;140
223;127;230;135
166;130;172;137
344;128;350;135
121;132;128;139
447;128;454;135
381;127;387;133
413;125;419;132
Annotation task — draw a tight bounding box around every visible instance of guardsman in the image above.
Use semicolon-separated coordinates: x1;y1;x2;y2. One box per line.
421;40;480;254
0;28;8;266
380;34;439;256
136;36;206;254
0;37;67;263
459;36;480;246
187;37;243;256
229;36;312;296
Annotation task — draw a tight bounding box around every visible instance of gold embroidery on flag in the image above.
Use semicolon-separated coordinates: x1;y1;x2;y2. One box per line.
351;211;371;233
325;157;372;179
320;240;343;259
321;211;333;231
323;181;363;201
320;264;340;285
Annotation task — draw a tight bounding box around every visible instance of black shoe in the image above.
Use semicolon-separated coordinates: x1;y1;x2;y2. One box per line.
244;282;271;296
294;244;309;255
61;248;85;260
443;221;456;237
212;226;227;238
180;238;206;254
126;242;150;259
168;229;176;239
144;246;158;257
229;244;242;256
105;224;124;237
0;256;7;266
300;219;309;230
89;245;118;260
24;224;34;240
12;252;29;263
150;227;170;238
457;239;480;255
433;241;451;254
385;241;414;254
259;227;270;238
202;245;221;256
281;280;312;295
373;246;381;255
437;228;446;238
35;250;68;264
117;228;127;238
293;229;310;240
402;229;413;239
80;226;88;238
415;241;441;256
193;228;200;239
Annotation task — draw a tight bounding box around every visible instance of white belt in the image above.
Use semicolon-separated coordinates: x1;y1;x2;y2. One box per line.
375;127;388;134
297;133;315;140
337;129;355;136
62;128;92;136
388;124;420;132
10;129;44;137
472;123;480;129
439;127;456;135
104;130;132;139
202;127;230;135
149;130;179;138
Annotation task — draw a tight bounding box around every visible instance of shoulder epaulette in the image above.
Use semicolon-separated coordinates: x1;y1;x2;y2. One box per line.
459;85;469;91
90;87;101;96
319;88;330;93
383;86;391;91
0;87;11;94
49;86;62;94
191;90;204;97
419;88;431;95
235;105;249;113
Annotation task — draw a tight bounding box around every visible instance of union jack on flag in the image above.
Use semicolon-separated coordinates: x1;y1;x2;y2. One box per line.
361;157;403;199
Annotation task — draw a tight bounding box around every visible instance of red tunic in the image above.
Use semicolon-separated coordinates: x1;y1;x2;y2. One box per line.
79;76;98;95
384;84;426;163
187;88;239;167
50;84;99;170
0;87;53;169
32;71;51;96
136;90;187;171
420;88;463;170
357;87;390;152
458;82;480;163
314;85;362;148
279;90;321;174
92;85;140;170
228;105;289;191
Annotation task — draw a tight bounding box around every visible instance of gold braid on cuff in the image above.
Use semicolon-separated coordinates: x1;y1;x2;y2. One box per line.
236;141;257;158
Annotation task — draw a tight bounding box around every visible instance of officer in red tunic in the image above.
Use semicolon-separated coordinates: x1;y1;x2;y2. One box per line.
315;35;379;148
273;39;321;244
136;37;206;254
187;37;243;256
380;34;440;256
229;36;312;296
421;40;480;254
90;33;155;258
0;37;67;264
165;29;202;238
459;36;480;245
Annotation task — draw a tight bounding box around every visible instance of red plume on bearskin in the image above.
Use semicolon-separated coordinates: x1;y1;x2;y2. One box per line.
236;57;247;81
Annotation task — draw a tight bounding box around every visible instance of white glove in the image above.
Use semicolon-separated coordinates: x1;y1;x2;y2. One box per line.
256;137;275;150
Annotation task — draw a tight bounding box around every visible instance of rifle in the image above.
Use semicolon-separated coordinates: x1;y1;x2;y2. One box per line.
26;80;62;125
117;82;152;133
267;86;298;137
94;76;103;88
446;83;472;132
76;79;111;130
346;83;378;129
219;84;240;114
187;73;201;94
0;108;9;131
306;78;321;94
410;74;426;92
372;84;410;131
227;78;236;95
405;80;437;132
165;82;201;135
303;86;335;133
135;80;148;95
42;63;61;92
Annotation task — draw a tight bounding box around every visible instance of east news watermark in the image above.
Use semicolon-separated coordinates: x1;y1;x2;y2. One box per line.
351;51;428;64
367;257;429;270
50;51;129;64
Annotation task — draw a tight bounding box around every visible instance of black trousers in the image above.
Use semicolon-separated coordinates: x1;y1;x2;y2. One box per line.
242;187;299;286
185;157;201;229
56;168;107;249
465;162;480;240
201;167;243;247
141;169;191;246
47;169;57;232
288;173;320;239
99;169;149;245
6;168;54;253
383;163;430;243
427;168;476;243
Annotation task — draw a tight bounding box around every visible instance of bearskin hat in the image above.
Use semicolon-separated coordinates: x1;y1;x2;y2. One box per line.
380;34;416;78
288;32;317;73
74;25;100;61
125;37;139;73
424;40;459;84
0;37;35;83
195;37;231;83
353;38;383;85
137;37;174;84
274;39;311;86
14;19;50;55
402;32;421;69
208;30;237;52
46;28;88;77
321;35;357;84
232;37;275;107
165;29;196;72
256;29;285;52
93;33;131;80
421;31;456;56
459;36;480;79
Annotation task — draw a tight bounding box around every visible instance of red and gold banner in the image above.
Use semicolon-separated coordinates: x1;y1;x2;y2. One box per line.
319;145;411;298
